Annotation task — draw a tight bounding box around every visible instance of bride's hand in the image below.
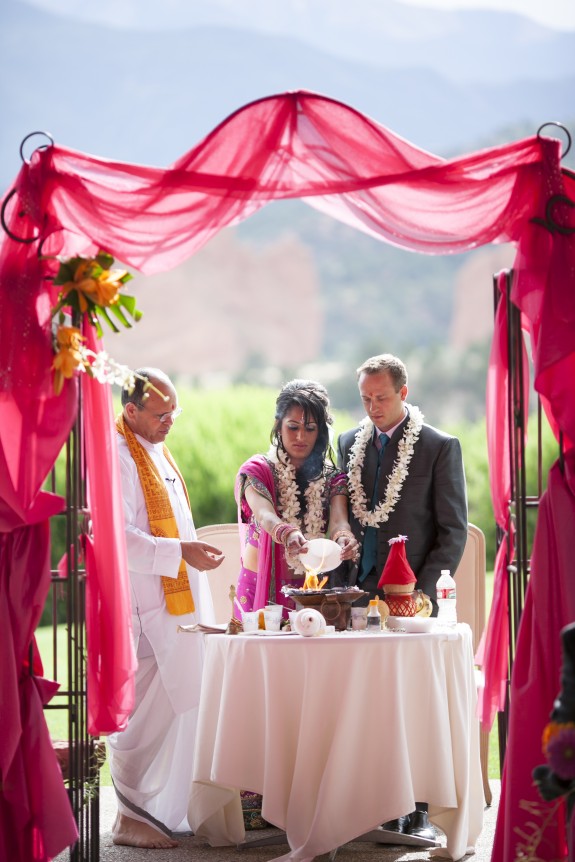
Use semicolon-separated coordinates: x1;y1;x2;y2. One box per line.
285;530;308;554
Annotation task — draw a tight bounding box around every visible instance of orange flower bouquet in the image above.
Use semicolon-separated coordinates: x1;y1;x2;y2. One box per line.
49;251;143;395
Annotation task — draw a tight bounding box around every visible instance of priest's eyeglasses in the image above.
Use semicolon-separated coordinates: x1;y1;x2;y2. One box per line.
137;403;183;423
157;407;183;423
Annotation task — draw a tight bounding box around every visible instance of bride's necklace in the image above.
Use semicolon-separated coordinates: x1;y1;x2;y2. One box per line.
347;404;424;528
269;450;327;574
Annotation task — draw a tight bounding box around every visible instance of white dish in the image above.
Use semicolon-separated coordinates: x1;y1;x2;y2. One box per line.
299;538;342;573
385;615;437;633
241;629;299;636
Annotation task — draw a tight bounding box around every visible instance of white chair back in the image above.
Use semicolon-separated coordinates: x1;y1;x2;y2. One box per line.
453;522;492;805
454;523;486;654
196;523;242;624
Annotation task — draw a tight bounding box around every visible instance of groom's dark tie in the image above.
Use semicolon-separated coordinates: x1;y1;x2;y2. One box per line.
358;432;390;583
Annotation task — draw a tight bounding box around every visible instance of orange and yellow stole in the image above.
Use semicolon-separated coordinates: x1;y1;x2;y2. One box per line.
116;415;195;615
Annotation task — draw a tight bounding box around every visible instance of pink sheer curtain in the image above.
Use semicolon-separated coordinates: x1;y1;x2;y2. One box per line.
1;90;575;859
476;288;511;727
513;168;575;450
0;226;80;860
19;91;555;274
82;326;136;735
476;271;530;729
492;452;575;862
0;239;78;526
0;523;78;860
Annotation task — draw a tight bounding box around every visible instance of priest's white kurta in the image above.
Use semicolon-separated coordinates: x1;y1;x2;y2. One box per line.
107;431;215;833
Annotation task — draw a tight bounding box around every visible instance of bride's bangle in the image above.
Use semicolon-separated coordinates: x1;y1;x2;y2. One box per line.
271;522;298;546
331;529;355;543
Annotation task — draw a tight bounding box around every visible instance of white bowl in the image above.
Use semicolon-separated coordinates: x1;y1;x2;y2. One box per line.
385;615;437;633
299;538;342;573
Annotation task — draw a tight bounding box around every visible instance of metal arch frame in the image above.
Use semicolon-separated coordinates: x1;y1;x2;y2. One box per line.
1;131;54;244
494;122;572;766
41;344;102;862
22;115;571;856
493;270;557;771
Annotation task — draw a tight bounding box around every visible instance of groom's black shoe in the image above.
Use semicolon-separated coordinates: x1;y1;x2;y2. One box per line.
381;815;410;833
405;810;435;841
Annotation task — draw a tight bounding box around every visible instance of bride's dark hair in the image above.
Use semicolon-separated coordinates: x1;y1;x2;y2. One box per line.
271;379;336;481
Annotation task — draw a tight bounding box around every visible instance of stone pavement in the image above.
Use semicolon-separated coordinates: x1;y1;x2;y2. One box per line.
55;782;499;862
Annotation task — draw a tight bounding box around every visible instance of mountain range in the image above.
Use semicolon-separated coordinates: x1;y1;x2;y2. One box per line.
2;0;574;194
2;0;574;420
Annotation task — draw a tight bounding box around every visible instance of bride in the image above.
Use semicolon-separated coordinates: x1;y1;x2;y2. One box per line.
235;379;358;616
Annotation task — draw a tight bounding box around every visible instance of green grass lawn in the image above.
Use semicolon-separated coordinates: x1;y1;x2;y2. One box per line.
35;624;112;786
36;576;501;788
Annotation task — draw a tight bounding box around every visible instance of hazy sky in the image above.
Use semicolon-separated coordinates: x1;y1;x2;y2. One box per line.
399;0;575;30
22;0;575;31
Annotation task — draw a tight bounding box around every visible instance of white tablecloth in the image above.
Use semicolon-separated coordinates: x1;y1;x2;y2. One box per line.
188;624;483;861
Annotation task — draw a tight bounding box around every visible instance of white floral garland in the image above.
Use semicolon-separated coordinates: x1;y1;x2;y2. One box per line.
347;404;424;528
268;449;327;574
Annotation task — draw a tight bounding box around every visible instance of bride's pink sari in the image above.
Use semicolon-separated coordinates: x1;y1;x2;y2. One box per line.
235;454;346;614
235;455;295;614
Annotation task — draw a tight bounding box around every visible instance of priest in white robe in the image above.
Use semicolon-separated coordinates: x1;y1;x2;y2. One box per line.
107;367;224;849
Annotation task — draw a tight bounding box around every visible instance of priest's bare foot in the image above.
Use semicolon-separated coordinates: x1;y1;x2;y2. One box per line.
112;813;179;849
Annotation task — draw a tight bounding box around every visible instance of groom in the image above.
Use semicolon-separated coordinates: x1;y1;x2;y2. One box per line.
337;353;468;841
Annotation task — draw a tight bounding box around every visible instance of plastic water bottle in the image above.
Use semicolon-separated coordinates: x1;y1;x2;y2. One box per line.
366;599;381;631
436;569;457;626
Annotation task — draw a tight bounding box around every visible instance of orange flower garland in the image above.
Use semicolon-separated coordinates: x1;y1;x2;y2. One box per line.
49;251;142;395
51;325;85;395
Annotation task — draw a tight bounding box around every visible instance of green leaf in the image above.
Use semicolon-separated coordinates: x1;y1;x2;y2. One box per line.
95;306;120;334
88;310;104;339
119;272;133;285
108;303;130;329
51;296;67;317
118;294;142;322
67;256;88;272
53;262;75;286
95;251;114;270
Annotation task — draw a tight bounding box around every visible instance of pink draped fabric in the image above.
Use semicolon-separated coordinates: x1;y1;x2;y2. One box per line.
82;325;136;735
476;273;528;729
486;282;513;530
6;91;563;273
235;455;286;611
0;212;80;859
0;238;77;529
512;167;575;450
234;453;329;613
5;92;573;450
0;522;78;861
1;89;575;858
492;452;575;862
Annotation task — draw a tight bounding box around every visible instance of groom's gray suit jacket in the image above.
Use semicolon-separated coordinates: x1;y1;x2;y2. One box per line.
337;412;468;607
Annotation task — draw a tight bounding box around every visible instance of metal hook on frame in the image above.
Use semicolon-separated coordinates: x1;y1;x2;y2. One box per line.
19;130;54;164
531;193;575;236
0;130;54;242
0;189;40;244
536;122;572;159
531;122;575;235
